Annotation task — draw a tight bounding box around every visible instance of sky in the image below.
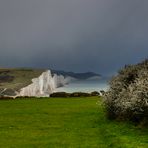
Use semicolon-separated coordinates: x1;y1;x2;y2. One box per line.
0;0;148;75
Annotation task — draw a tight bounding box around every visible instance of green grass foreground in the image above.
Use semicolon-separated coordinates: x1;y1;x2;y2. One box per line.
0;97;147;148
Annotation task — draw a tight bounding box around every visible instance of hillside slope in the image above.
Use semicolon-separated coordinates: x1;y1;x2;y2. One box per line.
0;68;101;97
0;68;44;96
51;70;101;79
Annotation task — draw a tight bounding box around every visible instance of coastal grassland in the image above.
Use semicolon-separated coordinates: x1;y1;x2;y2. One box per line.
0;68;44;90
0;97;147;148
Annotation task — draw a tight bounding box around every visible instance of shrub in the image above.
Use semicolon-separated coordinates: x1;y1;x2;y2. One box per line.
0;96;14;100
50;92;70;98
91;91;100;96
104;59;148;125
70;92;91;97
50;92;91;98
100;90;105;96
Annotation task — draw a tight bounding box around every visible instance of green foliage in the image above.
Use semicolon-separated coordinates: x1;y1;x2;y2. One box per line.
50;91;100;98
91;91;100;96
104;59;148;125
70;92;91;97
50;92;70;97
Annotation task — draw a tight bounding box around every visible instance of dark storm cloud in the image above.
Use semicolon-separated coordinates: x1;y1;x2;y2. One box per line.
0;0;148;75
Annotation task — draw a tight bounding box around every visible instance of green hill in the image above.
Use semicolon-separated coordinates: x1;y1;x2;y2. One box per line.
51;70;101;79
0;68;101;96
0;68;44;96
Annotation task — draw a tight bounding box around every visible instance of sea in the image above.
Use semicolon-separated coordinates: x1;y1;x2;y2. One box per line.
55;77;110;93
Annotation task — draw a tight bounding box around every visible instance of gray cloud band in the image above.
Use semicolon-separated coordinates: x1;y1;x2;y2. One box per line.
0;0;148;75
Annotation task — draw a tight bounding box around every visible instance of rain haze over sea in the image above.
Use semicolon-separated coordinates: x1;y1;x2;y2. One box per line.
55;78;109;93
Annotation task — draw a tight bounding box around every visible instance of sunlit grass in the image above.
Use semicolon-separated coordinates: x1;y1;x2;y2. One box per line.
0;97;147;148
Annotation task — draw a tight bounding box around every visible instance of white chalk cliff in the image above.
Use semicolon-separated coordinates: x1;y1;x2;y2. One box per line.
18;70;74;97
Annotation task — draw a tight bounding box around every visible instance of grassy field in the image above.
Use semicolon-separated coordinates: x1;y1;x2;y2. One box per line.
0;68;44;90
0;97;147;148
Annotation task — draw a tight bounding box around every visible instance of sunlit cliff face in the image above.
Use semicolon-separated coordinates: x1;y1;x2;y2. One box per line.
18;70;73;97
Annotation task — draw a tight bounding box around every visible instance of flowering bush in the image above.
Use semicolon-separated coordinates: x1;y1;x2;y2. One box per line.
104;60;148;124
